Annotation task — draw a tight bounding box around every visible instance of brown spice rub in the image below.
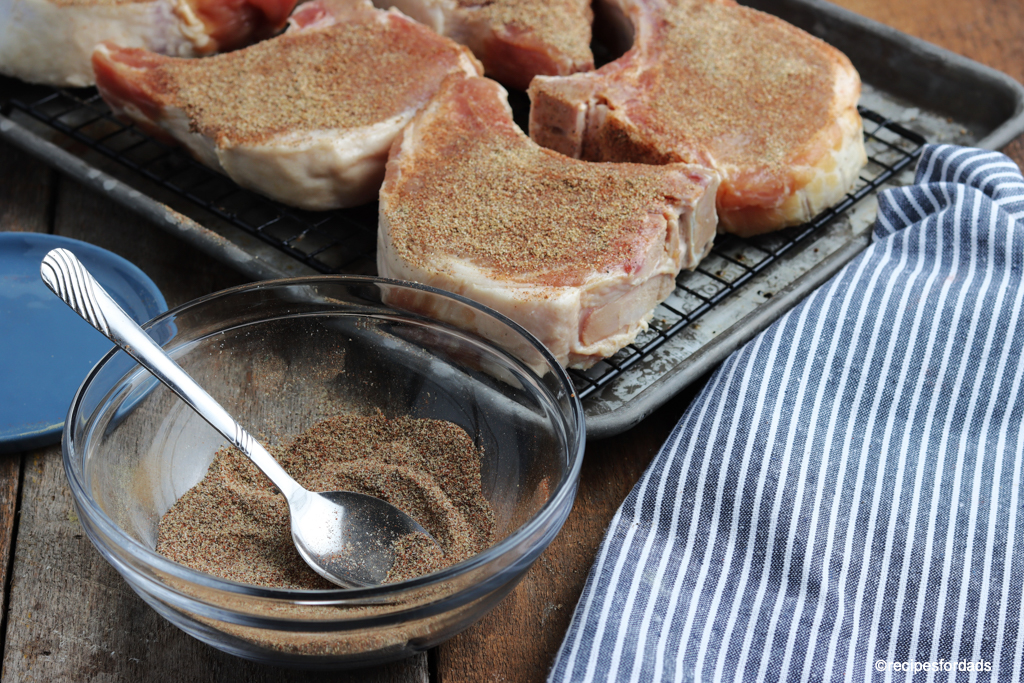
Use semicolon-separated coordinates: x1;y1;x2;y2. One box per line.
641;0;838;172
529;0;863;235
464;0;593;71
384;77;710;289
156;413;494;589
138;12;474;146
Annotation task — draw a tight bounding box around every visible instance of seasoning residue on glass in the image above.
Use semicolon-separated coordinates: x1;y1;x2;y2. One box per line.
156;412;495;589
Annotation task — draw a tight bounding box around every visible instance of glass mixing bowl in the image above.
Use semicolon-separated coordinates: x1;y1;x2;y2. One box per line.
63;277;584;668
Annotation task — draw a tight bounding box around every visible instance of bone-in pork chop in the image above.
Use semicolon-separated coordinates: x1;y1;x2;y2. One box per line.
372;0;593;90
377;75;719;368
528;0;866;237
0;0;296;86
92;0;481;210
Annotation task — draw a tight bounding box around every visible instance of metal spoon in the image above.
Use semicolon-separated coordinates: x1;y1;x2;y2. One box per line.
41;247;438;589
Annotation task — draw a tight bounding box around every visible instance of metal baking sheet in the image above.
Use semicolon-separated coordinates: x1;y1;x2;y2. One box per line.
1;0;1022;439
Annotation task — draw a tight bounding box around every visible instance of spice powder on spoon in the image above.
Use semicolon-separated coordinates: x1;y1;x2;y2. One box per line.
156;412;495;589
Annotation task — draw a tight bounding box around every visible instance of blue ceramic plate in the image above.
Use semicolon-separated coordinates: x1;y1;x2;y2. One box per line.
0;233;167;453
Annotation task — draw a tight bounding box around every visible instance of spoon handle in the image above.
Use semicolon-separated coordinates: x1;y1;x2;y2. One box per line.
40;248;303;499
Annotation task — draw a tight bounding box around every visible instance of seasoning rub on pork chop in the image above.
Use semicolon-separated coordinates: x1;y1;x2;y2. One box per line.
378;75;719;369
528;0;866;237
92;0;482;210
0;0;297;87
372;0;594;90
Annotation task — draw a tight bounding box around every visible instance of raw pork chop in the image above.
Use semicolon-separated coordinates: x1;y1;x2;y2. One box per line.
377;75;719;368
528;0;866;237
372;0;593;90
0;0;296;87
92;0;481;210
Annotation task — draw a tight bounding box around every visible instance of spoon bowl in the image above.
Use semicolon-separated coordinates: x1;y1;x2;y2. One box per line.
40;247;437;588
292;490;436;586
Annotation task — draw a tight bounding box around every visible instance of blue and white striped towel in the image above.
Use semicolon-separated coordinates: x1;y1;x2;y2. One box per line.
550;145;1024;682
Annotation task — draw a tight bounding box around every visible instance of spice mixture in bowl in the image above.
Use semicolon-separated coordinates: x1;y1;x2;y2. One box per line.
158;412;495;587
63;277;584;668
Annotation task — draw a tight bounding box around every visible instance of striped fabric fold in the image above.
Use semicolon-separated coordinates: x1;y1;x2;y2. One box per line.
549;145;1024;682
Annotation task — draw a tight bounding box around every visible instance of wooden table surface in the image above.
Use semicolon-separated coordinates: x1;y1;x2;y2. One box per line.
1;2;1022;680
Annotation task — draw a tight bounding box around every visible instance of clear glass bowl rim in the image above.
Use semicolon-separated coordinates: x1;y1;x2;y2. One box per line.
63;275;586;605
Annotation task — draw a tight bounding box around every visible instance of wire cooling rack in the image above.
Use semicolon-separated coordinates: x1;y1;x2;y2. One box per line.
4;86;926;401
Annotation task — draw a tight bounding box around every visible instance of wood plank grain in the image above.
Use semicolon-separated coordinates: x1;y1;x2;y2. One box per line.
0;456;21;644
832;0;1024;169
834;0;1024;86
0;135;51;672
0;139;54;234
0;179;427;682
